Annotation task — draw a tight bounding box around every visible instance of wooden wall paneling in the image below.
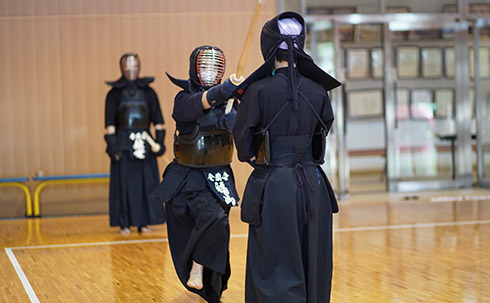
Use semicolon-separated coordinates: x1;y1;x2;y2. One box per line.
86;19;120;173
127;0;275;15
96;17;123;174
140;0;179;14
58;0;119;16
60;18;89;174
0;21;30;213
143;16;174;170
156;13;187;170
59;17;114;175
0;0;276;216
4;20;30;177
0;0;60;17
33;19;65;176
77;18;97;173
22;19;43;176
119;0;192;14
39;184;109;216
42;16;118;213
6;19;66;177
1;18;65;177
0;188;25;217
0;20;16;176
26;17;72;210
58;16;114;174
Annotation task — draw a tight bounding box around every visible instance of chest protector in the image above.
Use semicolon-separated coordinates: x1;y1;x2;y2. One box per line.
117;88;150;129
174;110;233;168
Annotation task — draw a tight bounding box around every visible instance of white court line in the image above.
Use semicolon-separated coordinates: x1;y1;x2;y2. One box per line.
5;248;40;303
334;219;490;232
5;219;490;303
7;235;248;251
8;219;490;251
9;237;168;250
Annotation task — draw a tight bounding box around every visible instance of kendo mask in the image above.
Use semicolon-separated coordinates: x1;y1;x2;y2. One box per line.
189;46;226;89
233;11;341;99
120;53;140;81
260;12;305;62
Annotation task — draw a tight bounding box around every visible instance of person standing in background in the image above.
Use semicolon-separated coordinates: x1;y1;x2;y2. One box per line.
104;53;166;236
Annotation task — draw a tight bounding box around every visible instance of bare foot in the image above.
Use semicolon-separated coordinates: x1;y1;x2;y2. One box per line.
119;227;130;236
138;226;152;233
187;261;203;290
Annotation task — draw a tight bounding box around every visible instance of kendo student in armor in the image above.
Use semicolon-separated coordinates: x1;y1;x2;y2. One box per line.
232;12;342;303
104;52;166;236
151;45;239;303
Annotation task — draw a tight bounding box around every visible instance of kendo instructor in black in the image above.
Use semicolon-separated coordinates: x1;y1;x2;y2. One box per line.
104;53;166;236
232;12;341;302
152;45;239;303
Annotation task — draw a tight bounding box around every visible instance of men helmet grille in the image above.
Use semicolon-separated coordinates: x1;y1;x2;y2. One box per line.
120;53;140;81
196;48;226;87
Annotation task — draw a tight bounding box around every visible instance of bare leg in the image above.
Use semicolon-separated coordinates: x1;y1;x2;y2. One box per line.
187;260;204;290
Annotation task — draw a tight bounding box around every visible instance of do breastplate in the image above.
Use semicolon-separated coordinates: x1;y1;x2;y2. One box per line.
117;88;150;129
174;110;233;168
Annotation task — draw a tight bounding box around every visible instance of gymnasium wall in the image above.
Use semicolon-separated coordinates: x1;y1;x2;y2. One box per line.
0;0;275;217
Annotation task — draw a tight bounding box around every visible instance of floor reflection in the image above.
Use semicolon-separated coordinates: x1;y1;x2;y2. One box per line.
332;192;490;303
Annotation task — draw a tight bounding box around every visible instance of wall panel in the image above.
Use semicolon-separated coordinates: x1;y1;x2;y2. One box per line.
0;0;60;17
34;19;65;176
59;17;120;174
2;19;65;177
0;20;16;175
0;0;275;216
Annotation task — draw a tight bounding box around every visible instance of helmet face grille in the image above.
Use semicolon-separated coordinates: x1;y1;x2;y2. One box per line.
121;54;140;81
196;48;226;87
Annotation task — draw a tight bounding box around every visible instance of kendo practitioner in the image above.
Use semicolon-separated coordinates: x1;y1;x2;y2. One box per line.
104;52;166;236
232;12;341;303
151;45;239;303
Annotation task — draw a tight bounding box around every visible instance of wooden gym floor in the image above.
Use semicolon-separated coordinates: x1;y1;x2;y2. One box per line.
1;186;490;302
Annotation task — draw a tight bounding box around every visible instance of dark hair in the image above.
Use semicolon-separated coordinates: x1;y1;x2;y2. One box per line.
275;49;298;63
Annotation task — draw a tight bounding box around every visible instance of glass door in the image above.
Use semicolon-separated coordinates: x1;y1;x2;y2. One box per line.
385;18;474;191
306;13;476;195
474;19;490;187
307;19;348;198
307;18;386;198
